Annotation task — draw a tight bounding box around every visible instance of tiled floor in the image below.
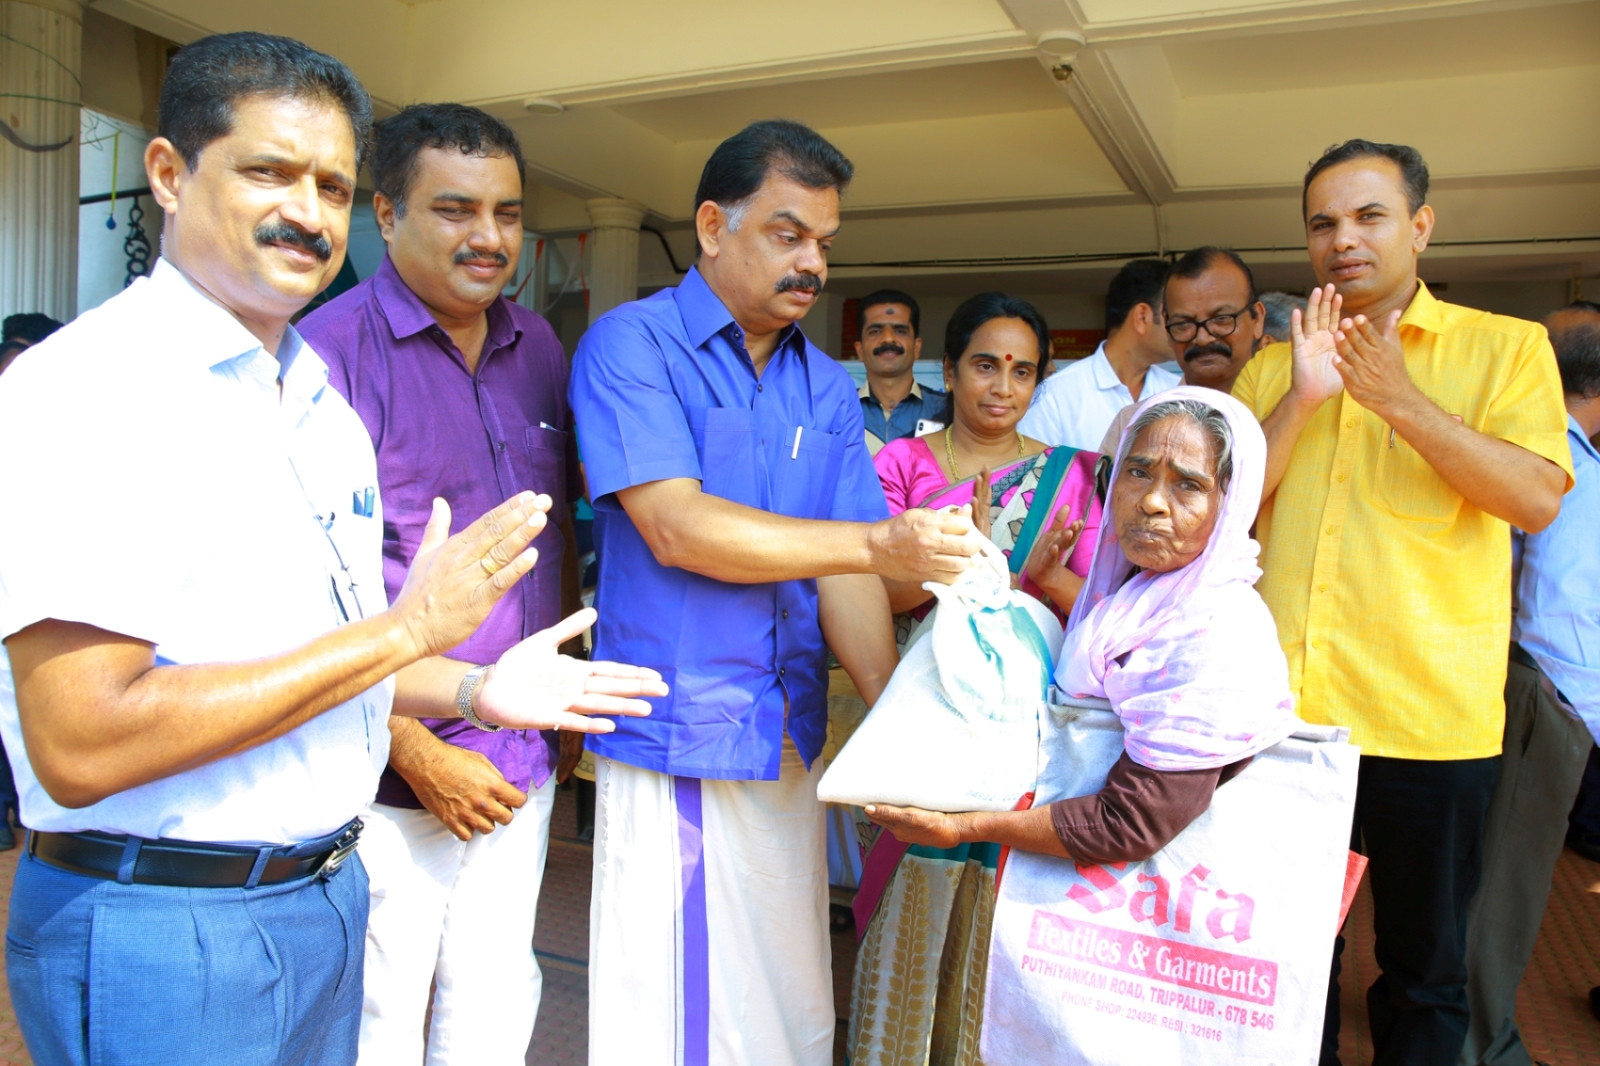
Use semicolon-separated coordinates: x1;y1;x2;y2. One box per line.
1;788;1598;1065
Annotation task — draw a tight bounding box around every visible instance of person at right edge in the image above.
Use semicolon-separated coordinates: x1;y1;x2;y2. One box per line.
1230;139;1573;1066
1457;303;1600;1066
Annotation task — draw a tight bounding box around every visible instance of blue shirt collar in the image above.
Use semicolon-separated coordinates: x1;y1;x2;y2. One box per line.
674;265;805;359
1569;413;1600;465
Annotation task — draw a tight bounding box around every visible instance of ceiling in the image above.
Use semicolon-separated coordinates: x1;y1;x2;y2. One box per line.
87;0;1600;299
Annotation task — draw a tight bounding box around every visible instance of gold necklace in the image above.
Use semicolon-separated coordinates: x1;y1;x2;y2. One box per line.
944;424;1025;481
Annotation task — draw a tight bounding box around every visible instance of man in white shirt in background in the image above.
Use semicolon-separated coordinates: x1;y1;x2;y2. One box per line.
1019;258;1178;452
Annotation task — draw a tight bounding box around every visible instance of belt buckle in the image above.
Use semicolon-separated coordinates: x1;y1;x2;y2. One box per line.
316;818;363;880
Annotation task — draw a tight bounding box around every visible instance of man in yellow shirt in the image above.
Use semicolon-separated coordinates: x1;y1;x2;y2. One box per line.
1232;139;1572;1066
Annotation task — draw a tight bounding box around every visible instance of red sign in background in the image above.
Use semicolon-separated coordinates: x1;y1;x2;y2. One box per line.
839;297;1104;363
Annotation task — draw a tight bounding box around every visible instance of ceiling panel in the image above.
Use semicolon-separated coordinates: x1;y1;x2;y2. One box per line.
612;58;1067;141
1160;1;1600;95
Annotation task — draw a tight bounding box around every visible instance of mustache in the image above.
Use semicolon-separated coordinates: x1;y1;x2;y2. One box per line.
873;343;905;357
1184;342;1233;362
454;249;509;269
254;221;332;262
775;273;822;295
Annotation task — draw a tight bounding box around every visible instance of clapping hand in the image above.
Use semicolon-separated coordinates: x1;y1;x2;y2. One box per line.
392;493;550;660
1332;308;1415;417
969;467;993;542
1022;507;1087;610
1289;284;1345;409
474;607;667;733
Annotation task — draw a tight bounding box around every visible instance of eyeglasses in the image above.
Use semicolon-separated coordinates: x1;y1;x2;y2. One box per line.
1165;309;1252;344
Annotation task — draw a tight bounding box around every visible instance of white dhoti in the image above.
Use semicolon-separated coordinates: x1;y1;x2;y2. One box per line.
589;739;833;1066
357;780;556;1066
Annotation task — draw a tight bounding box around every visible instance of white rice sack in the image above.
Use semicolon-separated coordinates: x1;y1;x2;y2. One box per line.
818;541;1063;812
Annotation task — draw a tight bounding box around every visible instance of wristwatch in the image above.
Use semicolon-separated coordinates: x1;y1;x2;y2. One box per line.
456;665;502;732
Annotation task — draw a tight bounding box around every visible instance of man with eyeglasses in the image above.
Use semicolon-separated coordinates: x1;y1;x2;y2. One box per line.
1099;246;1263;453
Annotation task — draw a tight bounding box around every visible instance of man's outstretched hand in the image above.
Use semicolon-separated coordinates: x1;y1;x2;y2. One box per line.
392;493;550;660
475;608;667;732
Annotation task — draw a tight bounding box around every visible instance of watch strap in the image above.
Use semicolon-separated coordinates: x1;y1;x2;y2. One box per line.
456;665;502;732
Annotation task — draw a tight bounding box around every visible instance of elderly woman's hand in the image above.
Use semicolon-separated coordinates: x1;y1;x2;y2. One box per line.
865;803;970;848
1022;508;1086;611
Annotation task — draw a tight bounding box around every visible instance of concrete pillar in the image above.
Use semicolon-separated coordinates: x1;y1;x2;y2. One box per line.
0;0;83;322
808;291;845;360
585;198;645;325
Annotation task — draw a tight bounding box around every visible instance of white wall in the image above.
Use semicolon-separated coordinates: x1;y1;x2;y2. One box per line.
77;111;155;316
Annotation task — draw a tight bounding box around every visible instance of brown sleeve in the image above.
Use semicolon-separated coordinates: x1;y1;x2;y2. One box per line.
1048;753;1252;864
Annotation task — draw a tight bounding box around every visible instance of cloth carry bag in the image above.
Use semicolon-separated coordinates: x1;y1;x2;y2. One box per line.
817;539;1063;812
981;696;1359;1066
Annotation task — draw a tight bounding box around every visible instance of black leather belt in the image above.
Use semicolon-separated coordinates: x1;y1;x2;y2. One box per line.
1510;641;1540;673
28;819;362;889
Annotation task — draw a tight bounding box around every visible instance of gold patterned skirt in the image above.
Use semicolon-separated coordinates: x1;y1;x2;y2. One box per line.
848;844;999;1066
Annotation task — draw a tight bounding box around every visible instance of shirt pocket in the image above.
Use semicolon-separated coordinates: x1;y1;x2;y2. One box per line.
775;425;845;520
522;425;570;512
687;406;762;507
1372;432;1462;524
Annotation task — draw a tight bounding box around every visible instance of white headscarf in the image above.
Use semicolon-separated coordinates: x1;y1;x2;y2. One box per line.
1054;385;1298;771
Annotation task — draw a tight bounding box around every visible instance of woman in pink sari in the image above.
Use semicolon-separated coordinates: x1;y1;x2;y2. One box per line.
848;293;1105;1065
873;293;1102;627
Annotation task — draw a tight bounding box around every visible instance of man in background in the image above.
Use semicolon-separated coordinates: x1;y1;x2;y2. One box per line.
1259;291;1307;349
299;103;581;1066
854;289;945;453
1020;257;1177;452
1458;302;1600;1066
1099;246;1262;453
1232;138;1571;1066
0;313;62;375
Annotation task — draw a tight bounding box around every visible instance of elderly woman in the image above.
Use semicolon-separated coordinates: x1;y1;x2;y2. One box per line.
848;293;1105;1066
866;388;1297;1020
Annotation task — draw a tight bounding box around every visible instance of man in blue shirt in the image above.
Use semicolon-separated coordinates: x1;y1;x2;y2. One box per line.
853;289;947;453
571;120;980;1066
1460;302;1599;1066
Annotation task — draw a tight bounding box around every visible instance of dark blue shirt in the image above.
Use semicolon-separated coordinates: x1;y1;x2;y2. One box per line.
570;268;888;780
860;379;947;451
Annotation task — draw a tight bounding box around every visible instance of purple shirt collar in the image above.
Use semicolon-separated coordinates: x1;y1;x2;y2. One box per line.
372;255;523;354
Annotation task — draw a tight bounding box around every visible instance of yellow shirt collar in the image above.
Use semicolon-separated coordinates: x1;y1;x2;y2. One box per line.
1398;281;1446;336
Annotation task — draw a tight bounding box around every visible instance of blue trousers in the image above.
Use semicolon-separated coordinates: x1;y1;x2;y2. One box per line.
6;845;368;1066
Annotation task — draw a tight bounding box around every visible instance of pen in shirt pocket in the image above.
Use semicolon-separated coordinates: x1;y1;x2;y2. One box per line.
352;486;375;517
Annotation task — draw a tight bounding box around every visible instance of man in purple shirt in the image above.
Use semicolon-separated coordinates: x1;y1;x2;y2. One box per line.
299;104;578;1066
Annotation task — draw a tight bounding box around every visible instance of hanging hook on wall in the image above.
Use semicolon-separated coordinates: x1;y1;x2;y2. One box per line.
105;130;121;230
123;199;153;288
